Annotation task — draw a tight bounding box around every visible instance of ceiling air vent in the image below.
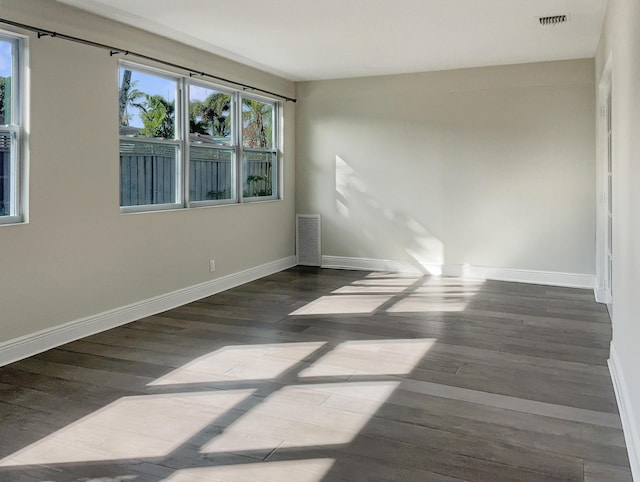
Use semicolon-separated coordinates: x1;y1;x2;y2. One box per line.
538;15;569;26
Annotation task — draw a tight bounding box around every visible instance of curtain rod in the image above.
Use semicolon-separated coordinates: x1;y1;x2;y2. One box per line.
0;17;297;103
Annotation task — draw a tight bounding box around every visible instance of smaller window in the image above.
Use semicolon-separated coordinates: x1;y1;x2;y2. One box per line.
0;33;23;224
241;96;277;200
119;66;180;209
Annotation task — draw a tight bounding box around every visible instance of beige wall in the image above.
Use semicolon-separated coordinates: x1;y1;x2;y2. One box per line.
296;60;595;275
596;0;640;476
0;0;296;344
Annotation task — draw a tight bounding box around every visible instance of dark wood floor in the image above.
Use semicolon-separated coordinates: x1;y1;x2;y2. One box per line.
0;267;632;481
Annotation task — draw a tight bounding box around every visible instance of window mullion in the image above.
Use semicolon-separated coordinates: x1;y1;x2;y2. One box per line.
235;92;243;203
181;79;190;207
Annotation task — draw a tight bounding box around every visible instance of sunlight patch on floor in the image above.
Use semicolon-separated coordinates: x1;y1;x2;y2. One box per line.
164;459;336;482
386;295;471;312
356;277;422;286
148;342;326;386
332;284;410;294
0;391;255;467
289;295;393;315
383;276;485;312
298;339;436;377
364;272;422;279
200;382;400;454
291;272;486;316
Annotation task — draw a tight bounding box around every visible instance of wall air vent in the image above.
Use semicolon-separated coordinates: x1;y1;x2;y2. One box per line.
538;15;569;26
296;214;322;266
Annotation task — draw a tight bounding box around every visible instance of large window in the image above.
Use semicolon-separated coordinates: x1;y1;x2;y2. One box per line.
0;33;24;224
119;63;279;211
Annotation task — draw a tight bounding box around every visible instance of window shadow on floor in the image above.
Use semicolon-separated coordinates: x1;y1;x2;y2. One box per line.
0;267;631;481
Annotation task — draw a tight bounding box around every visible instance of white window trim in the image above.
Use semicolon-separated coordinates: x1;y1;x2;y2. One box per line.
118;62;183;212
0;30;27;226
239;92;279;203
185;79;238;208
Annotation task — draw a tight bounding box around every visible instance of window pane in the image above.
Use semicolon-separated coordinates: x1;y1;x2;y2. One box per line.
0;39;13;125
0;132;12;216
242;98;274;148
190;146;234;202
189;85;232;145
243;151;275;198
119;68;176;140
120;140;178;206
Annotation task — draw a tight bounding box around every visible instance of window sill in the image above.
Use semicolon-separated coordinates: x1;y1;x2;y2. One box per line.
119;198;282;215
0;216;25;226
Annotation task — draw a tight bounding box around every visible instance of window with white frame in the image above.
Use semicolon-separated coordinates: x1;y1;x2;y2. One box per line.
241;96;277;199
118;62;279;211
119;66;180;209
188;83;235;203
0;32;24;224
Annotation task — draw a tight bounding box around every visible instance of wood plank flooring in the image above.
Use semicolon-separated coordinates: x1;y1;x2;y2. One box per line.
0;267;633;481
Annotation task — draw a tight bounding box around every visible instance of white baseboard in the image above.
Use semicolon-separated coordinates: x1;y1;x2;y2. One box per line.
0;256;297;368
322;256;425;274
321;256;595;289
594;276;613;304
609;342;640;481
594;288;612;304
450;264;595;289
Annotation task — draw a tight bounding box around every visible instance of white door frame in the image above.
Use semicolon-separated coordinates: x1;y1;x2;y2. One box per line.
595;54;613;307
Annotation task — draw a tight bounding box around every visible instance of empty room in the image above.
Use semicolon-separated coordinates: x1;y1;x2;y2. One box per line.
0;0;638;480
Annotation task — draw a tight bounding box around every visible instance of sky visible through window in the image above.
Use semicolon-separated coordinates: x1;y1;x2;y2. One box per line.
119;68;176;130
118;67;270;148
119;69;221;131
0;40;13;126
0;41;11;77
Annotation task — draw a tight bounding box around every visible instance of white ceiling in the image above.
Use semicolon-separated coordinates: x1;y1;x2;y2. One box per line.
57;0;608;81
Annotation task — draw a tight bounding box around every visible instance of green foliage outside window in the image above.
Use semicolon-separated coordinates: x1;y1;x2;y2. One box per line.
0;77;10;125
191;92;231;139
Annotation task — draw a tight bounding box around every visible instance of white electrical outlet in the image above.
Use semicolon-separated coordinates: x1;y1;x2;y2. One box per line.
209;259;216;272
